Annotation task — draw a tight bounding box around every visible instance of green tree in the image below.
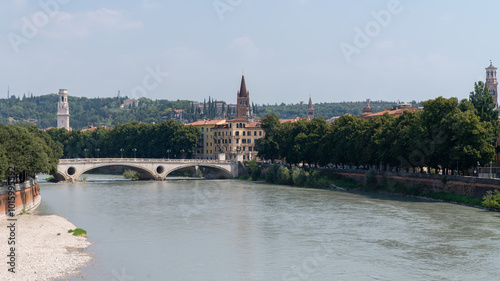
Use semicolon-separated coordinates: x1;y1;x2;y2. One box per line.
469;81;499;124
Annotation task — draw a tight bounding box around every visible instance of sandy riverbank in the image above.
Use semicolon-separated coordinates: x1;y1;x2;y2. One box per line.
0;214;92;281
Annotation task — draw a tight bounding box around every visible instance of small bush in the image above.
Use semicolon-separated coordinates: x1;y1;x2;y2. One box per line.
265;165;279;183
291;167;308;186
247;159;261;181
123;170;141;180
482;190;500;209
276;166;291;185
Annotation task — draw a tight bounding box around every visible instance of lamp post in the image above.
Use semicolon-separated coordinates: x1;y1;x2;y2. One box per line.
120;148;124;159
84;148;88;158
95;148;100;158
167;149;171;159
132;148;137;159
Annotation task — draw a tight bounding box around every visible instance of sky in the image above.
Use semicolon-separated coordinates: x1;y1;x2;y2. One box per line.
0;0;498;105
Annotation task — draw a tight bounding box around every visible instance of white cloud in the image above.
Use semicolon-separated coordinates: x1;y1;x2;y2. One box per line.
228;36;260;59
40;8;143;38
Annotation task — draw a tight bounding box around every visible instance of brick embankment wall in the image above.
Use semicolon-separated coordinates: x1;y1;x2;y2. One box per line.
327;169;500;198
0;180;41;219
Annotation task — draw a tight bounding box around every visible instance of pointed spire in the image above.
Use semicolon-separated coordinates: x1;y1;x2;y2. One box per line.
239;74;248;97
308;95;313;110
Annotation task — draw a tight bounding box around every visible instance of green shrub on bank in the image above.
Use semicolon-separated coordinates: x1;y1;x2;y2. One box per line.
265;165;279;183
482;190;500;209
291;166;308;186
123;170;140;180
276;166;291;185
246;159;261;181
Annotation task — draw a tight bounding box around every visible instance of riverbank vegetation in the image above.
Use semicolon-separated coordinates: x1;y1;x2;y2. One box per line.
257;165;486;207
256;83;499;176
46;120;200;159
123;170;141;180
0;124;63;182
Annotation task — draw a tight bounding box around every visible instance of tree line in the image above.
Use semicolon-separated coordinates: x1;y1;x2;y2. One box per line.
256;82;499;175
1;92;408;130
0;124;62;182
46;120;201;159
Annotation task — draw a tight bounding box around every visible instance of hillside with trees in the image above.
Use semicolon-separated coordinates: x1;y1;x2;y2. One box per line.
0;93;408;130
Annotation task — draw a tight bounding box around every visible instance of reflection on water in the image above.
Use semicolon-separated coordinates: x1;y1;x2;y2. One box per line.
36;174;500;281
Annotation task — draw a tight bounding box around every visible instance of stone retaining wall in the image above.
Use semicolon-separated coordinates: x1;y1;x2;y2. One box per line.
0;179;41;219
327;169;500;198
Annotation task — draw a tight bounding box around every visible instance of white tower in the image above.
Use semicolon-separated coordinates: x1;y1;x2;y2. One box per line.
57;89;70;130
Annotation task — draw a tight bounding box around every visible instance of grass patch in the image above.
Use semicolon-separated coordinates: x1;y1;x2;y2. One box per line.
423;191;483;206
19;208;31;215
68;228;87;237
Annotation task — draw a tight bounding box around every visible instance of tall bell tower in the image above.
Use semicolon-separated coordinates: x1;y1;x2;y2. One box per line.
237;75;250;120
57;89;70;130
486;61;498;109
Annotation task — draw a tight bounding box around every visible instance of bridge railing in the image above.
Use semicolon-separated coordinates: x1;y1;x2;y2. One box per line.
59;158;234;164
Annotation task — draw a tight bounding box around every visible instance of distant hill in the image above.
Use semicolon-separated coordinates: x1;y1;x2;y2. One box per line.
256;100;415;120
0;94;415;130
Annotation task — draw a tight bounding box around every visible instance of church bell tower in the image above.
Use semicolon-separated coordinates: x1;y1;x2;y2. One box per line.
57;89;70;130
486;61;498;109
237;75;250;120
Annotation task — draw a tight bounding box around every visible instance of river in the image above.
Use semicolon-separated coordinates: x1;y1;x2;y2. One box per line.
36;174;500;281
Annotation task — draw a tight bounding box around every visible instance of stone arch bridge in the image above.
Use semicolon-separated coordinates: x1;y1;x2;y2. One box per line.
55;158;240;182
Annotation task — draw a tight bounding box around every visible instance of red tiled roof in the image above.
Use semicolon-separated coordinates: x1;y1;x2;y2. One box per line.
186;119;226;126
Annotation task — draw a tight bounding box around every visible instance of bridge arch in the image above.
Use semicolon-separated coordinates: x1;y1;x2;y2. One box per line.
164;164;233;179
55;163;160;182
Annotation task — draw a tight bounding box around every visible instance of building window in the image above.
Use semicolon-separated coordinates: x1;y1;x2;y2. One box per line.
236;131;239;136
254;131;257;136
249;147;253;151
248;139;251;144
229;139;232;144
243;131;246;136
242;139;246;144
259;131;262;136
243;147;246;151
201;128;204;132
236;139;239;144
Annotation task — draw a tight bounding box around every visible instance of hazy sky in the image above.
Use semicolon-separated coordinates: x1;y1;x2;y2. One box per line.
0;0;498;105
